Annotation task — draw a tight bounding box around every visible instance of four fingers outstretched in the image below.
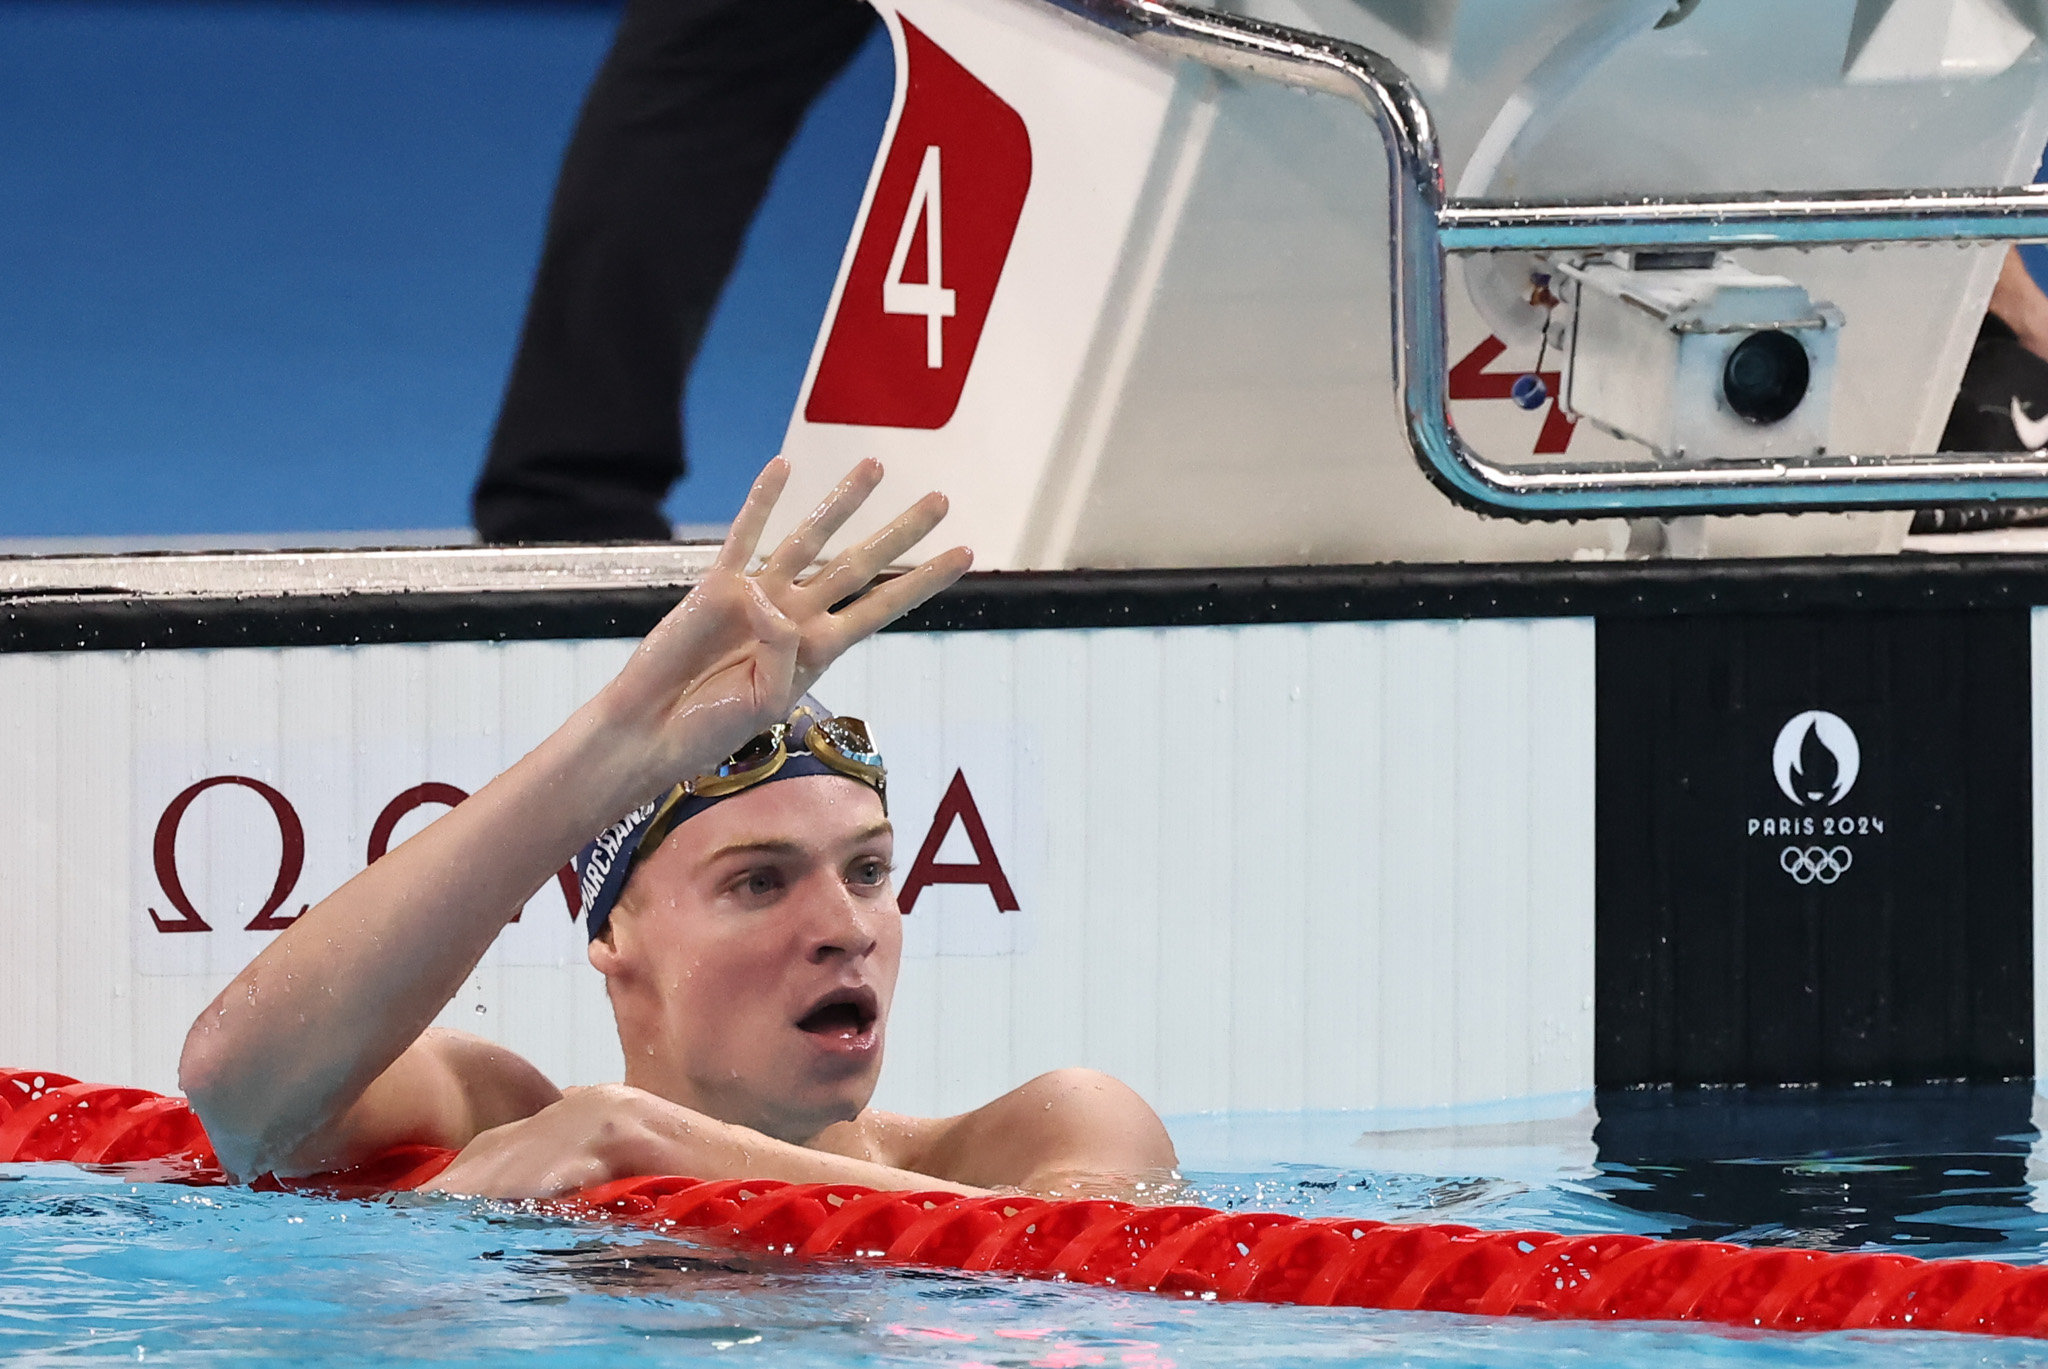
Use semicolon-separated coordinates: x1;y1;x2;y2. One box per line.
714;456;971;680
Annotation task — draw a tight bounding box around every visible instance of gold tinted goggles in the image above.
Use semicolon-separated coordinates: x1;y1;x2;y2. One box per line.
688;710;887;813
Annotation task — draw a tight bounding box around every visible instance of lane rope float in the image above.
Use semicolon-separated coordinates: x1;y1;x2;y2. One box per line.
9;1069;2048;1338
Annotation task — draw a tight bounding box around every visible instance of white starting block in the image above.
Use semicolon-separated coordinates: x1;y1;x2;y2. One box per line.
770;0;2048;567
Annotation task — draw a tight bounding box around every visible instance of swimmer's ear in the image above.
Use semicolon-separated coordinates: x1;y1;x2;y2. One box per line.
589;882;646;977
587;916;623;976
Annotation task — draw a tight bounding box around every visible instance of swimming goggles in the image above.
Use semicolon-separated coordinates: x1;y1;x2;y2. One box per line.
688;709;888;812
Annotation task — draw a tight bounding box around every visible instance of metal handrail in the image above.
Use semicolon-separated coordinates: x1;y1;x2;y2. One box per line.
1040;0;2048;517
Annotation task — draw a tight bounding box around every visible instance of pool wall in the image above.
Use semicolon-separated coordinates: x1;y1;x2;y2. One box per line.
0;554;2037;1121
0;600;1595;1120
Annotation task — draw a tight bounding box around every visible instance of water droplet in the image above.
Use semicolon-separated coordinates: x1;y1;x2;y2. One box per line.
474;1003;487;1015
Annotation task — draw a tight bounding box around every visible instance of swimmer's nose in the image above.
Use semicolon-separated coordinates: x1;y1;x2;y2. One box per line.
803;881;880;963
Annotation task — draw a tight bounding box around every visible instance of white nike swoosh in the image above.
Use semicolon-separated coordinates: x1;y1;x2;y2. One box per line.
2012;396;2048;453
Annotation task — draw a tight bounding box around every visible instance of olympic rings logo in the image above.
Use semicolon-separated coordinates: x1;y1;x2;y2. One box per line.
1780;845;1853;885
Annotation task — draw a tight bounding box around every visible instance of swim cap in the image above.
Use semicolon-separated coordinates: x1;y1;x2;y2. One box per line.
573;699;884;942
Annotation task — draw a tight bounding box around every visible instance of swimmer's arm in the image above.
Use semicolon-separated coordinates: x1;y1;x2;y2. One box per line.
177;699;683;1180
278;1029;563;1175
179;459;969;1181
903;1069;1180;1199
421;1085;990;1200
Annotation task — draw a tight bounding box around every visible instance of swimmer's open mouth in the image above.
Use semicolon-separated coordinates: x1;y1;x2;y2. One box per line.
796;986;879;1038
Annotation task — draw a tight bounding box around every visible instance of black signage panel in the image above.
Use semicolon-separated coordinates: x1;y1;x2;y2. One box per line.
1597;609;2032;1087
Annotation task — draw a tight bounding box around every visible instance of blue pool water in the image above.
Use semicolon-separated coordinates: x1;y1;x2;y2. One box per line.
7;1085;2048;1365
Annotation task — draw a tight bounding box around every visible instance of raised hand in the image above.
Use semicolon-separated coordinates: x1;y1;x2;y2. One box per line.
596;458;971;798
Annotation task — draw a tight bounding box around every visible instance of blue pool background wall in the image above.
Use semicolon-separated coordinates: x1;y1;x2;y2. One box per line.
0;0;892;539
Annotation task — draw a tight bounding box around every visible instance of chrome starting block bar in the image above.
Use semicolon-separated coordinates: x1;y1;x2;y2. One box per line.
1044;0;2048;519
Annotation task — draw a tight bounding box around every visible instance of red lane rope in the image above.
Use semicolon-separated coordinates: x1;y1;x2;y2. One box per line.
8;1070;2048;1338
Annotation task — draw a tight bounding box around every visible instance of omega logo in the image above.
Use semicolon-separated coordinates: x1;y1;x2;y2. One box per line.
147;770;1019;934
146;778;578;934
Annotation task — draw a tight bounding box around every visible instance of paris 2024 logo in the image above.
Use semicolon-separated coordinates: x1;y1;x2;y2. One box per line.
1748;710;1885;886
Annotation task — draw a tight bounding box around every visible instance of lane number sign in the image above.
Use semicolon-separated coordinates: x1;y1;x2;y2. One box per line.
884;146;957;370
805;20;1032;430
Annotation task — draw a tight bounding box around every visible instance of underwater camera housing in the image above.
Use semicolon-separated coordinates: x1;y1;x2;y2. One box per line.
1554;251;1843;462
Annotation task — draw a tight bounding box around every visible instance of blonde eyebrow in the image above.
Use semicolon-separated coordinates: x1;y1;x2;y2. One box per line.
702;838;806;863
701;822;893;867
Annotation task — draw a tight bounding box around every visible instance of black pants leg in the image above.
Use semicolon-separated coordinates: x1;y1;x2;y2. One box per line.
474;0;878;543
1916;314;2048;533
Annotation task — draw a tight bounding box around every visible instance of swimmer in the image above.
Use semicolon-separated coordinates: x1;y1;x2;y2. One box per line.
177;459;1177;1201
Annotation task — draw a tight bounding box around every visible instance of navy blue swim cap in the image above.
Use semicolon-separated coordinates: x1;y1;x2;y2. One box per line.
573;698;880;942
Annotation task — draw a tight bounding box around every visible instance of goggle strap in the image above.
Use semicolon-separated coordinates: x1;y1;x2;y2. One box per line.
635;782;693;859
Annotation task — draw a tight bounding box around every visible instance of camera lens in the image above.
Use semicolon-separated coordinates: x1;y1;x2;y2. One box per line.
1722;330;1810;425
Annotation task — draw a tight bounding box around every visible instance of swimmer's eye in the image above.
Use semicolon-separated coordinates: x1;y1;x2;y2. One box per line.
848;857;893;888
728;867;786;900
